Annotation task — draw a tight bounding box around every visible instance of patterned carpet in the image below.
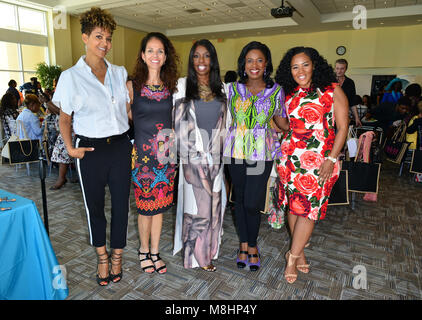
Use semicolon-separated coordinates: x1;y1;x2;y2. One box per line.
0;160;421;300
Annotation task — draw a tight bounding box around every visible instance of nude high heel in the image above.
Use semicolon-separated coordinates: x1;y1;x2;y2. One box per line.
284;250;300;284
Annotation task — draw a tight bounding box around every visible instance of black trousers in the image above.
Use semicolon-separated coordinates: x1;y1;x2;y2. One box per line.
75;134;132;249
227;159;273;248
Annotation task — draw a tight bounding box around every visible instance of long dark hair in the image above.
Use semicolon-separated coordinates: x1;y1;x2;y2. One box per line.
275;46;336;96
130;32;179;94
237;41;274;88
185;39;225;103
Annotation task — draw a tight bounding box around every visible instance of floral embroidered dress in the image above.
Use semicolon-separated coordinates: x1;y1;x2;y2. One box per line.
274;84;340;221
131;85;177;216
223;82;285;161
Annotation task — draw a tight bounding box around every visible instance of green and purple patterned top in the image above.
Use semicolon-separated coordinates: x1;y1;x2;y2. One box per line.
223;81;286;161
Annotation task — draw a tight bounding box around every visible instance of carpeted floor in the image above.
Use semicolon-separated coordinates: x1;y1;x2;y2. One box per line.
0;160;421;300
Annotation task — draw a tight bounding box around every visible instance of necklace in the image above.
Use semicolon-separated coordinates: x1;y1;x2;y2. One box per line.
198;84;214;102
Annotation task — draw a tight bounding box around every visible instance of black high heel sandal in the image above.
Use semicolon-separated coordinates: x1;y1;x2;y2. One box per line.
138;250;155;273
110;250;123;283
150;253;167;274
96;252;110;286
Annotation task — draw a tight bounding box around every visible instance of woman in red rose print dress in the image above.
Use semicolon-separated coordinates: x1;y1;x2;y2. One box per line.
274;47;349;284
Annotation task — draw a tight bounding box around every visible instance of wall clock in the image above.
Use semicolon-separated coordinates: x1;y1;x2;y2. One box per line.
336;46;346;55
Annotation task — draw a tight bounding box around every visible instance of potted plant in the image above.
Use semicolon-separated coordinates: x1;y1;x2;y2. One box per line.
35;63;62;91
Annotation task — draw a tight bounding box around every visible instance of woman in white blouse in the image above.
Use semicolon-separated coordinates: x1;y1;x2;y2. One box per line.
54;7;132;287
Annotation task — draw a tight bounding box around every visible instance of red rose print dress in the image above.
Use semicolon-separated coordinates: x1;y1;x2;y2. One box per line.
275;84;340;221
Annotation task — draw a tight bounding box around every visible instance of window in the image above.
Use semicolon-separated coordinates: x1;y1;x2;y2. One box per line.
0;2;18;30
18;7;47;35
0;1;49;94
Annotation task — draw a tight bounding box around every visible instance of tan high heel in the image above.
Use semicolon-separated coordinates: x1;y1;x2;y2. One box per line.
296;252;310;274
284;250;300;284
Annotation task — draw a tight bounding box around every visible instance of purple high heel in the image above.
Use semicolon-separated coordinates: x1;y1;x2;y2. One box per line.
248;246;261;272
236;250;248;269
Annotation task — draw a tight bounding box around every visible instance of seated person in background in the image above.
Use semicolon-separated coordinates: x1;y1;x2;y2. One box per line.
381;79;403;104
6;80;21;106
367;96;411;141
1;92;20;141
404;83;422;117
350;95;365;127
15;94;43;141
406;99;422;151
19;77;39;95
224;70;238;83
362;94;372;110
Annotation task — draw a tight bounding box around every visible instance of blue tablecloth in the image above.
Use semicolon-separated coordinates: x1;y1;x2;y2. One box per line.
0;189;68;300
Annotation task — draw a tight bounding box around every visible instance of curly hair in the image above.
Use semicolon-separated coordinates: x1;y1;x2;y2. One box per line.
0;92;18;116
80;7;116;35
130;32;180;94
275;47;337;96
185;39;225;103
237;41;274;88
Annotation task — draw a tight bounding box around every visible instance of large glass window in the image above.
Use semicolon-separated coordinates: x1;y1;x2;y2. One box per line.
0;2;18;30
18;6;47;35
0;1;49;94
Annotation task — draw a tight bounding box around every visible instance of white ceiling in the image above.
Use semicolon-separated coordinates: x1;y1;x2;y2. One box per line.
21;0;422;39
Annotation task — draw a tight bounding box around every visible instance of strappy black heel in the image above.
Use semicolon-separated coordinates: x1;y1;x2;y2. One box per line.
138;250;155;273
150;253;167;274
236;250;249;269
96;251;110;286
110;250;123;283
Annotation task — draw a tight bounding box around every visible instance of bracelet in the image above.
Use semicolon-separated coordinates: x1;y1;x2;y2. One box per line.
325;156;337;163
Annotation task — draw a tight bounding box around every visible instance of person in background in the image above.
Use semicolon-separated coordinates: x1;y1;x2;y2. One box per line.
126;32;179;275
224;70;238;84
381;78;403;104
362;95;372;110
335;59;359;126
54;7;132;287
404;83;422;117
38;76;76;190
15;94;43;141
406;99;422;151
367;96;411;141
6;80;21;106
19;77;39;95
0;92;20;141
172;39;227;272
224;41;288;272
275;47;349;284
353;95;368;121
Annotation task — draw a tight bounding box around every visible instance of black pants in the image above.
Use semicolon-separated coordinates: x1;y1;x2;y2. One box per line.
227;159;273;248
75;134;132;249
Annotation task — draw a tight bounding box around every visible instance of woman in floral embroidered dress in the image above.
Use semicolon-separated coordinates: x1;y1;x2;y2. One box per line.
224;41;289;272
274;47;348;284
127;32;179;274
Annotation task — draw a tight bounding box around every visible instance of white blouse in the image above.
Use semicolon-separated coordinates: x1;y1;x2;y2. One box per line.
52;56;130;138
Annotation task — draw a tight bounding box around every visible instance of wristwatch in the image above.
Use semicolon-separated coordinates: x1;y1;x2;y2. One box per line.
325;156;337;163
